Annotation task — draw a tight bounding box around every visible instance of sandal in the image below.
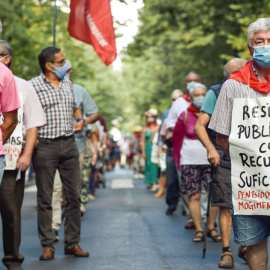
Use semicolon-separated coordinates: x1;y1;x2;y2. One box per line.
207;228;222;242
193;231;204;242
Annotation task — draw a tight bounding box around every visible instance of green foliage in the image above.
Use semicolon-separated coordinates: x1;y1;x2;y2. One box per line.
1;0;270;132
124;0;270;129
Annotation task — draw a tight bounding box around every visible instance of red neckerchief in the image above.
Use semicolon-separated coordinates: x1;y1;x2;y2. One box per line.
133;133;141;138
146;123;158;129
187;104;200;113
229;60;270;94
182;92;191;102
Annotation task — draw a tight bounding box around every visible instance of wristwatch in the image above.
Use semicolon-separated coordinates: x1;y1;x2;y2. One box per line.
76;118;85;124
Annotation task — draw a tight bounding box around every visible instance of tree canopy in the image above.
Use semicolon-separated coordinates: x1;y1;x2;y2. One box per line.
1;0;270;132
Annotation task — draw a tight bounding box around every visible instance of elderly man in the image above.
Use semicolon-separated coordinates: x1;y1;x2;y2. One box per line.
0;41;46;270
30;47;89;260
195;58;247;268
0;21;20;177
209;18;270;270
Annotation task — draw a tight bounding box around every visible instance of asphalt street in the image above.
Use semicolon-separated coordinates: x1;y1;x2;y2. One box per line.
0;165;255;270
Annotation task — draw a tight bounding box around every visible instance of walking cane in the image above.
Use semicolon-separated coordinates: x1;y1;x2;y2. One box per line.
202;177;212;259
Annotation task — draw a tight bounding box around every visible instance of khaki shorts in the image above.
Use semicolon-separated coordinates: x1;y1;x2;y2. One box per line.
211;166;231;208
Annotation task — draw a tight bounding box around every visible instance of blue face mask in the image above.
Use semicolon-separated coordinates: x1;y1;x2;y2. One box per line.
50;63;69;80
187;81;196;92
193;96;204;109
253;45;270;68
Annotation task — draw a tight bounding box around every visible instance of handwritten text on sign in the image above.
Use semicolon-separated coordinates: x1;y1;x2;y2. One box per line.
229;97;270;215
2;93;23;170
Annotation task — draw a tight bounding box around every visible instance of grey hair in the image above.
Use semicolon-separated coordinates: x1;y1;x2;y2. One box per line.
0;20;2;34
0;40;13;67
171;89;183;98
223;58;247;79
190;83;207;98
247;18;270;45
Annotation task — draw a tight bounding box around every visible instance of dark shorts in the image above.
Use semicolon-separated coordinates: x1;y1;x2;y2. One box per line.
180;165;211;196
232;214;270;246
211;166;231;208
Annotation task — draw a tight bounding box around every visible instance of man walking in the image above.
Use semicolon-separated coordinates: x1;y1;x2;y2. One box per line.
30;47;89;260
210;18;270;270
195;58;246;268
0;40;46;270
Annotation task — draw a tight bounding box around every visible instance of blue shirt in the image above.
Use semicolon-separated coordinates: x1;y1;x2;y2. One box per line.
201;89;217;115
73;83;98;153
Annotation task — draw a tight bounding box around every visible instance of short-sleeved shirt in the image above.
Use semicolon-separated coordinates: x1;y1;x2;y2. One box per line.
73;83;98;153
166;97;190;129
30;73;78;139
15;76;46;138
209;79;270;136
0;63;21;155
201;89;217;115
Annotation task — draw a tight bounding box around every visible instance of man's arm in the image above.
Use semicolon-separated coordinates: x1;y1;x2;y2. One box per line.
85;112;99;125
216;133;229;158
73;107;84;133
195;112;220;167
17;127;38;171
2;110;18;144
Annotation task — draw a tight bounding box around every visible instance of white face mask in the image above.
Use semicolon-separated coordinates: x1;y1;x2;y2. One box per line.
0;55;6;61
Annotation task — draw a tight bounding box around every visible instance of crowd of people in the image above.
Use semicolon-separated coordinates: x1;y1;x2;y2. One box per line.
0;21;112;270
1;17;270;270
120;18;270;270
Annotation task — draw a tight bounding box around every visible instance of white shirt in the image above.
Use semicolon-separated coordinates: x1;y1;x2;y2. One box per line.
15;76;46;139
180;138;209;165
166;97;190;129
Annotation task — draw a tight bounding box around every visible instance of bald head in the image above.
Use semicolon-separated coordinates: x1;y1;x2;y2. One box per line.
224;58;247;79
171;89;183;102
185;71;201;84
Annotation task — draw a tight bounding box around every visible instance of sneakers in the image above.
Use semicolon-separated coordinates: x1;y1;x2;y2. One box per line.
88;194;95;200
218;251;234;268
150;184;159;192
80;204;86;214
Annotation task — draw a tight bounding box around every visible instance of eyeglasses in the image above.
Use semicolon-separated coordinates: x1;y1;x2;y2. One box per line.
0;54;6;56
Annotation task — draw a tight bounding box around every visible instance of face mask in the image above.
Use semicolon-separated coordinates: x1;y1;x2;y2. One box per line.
0;56;6;61
253;45;270;68
187;81;196;92
65;73;70;80
50;63;69;80
193;96;204;109
147;117;155;124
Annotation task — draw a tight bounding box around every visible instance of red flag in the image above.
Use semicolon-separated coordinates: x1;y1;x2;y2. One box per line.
68;0;117;66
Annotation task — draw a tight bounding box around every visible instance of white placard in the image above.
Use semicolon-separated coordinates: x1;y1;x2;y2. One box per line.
229;97;270;215
2;93;23;170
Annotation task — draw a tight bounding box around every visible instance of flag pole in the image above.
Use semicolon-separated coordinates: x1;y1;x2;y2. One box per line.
53;0;57;47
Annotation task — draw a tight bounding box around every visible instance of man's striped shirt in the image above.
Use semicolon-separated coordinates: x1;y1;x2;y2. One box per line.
209;79;270;136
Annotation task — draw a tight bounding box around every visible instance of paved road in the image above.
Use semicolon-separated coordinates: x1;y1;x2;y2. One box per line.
0;166;255;270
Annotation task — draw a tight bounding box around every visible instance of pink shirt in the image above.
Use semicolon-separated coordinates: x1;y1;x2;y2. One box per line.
0;63;21;155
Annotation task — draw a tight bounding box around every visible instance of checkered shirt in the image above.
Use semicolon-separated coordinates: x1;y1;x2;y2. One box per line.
29;73;78;139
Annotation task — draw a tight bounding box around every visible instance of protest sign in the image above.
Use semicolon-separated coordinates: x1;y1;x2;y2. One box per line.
230;97;270;215
2;93;23;170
